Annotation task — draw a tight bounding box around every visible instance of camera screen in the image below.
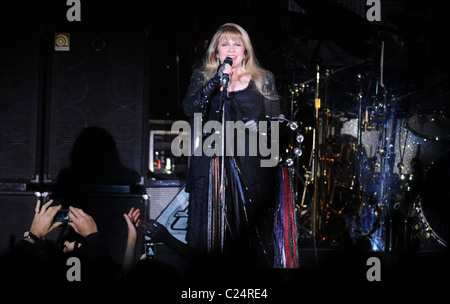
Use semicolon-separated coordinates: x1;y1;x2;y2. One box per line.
145;242;155;258
55;209;72;223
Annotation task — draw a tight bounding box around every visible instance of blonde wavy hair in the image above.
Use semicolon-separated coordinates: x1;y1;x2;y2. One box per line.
201;23;275;99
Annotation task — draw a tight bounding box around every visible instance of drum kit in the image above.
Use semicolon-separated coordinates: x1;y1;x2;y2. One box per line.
280;60;449;252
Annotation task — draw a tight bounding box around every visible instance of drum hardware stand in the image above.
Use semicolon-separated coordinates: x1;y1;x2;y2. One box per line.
378;41;399;252
312;64;321;240
286;78;316;248
287;85;304;212
352;73;368;241
296;59;369;245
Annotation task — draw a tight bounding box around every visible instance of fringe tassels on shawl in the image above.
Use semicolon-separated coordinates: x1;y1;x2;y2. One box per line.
274;166;299;268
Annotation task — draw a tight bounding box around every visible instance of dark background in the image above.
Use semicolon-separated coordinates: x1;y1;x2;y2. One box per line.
2;0;448;120
0;0;449;284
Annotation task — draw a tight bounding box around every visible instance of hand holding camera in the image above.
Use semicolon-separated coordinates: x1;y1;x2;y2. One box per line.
67;206;98;238
28;199;63;240
26;199;98;242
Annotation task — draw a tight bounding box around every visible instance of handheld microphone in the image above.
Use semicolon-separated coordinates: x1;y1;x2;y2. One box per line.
221;57;233;87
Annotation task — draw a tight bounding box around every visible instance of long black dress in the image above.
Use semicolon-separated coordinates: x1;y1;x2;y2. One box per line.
181;69;282;266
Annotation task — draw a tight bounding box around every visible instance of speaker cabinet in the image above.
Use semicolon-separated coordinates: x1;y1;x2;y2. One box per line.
0;191;38;255
44;29;148;186
0;29;42;183
147;185;184;219
147;181;188;243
